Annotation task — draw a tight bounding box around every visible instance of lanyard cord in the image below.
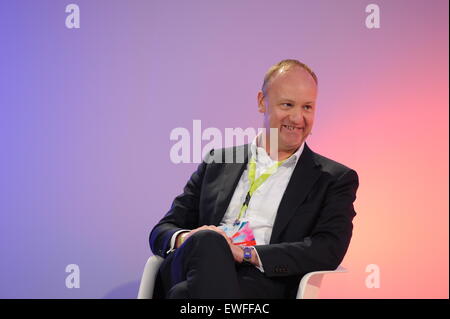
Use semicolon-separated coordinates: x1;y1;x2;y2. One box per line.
234;157;285;225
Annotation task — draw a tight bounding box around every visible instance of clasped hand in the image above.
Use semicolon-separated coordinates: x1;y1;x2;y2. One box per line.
176;225;249;264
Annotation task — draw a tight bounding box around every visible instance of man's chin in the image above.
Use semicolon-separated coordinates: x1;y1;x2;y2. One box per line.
263;130;305;151
279;139;303;153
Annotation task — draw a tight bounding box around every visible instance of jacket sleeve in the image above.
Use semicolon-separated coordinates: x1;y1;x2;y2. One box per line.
149;150;213;258
255;169;359;277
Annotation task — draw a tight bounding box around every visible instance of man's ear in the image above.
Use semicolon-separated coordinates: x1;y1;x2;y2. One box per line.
257;91;266;113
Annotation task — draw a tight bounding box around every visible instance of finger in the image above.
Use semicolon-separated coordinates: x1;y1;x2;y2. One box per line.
205;226;232;244
190;225;209;235
190;225;232;244
214;229;232;244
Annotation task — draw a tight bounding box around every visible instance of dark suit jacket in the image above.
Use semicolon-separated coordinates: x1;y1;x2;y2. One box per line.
149;143;359;298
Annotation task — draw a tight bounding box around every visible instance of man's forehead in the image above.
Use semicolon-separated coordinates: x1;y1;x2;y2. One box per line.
268;68;317;100
274;66;316;85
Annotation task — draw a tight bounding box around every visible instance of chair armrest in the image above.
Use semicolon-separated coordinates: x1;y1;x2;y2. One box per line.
137;255;165;299
137;256;346;299
296;265;347;299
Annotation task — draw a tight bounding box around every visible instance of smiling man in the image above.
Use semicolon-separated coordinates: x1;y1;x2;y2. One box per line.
149;59;359;299
257;60;317;161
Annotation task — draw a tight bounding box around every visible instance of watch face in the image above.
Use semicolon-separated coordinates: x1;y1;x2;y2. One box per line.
244;247;252;260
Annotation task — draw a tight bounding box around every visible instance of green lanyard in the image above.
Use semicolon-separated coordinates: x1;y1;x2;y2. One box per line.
233;157;285;225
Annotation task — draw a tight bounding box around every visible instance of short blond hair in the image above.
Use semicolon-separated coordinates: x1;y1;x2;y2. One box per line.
261;59;318;95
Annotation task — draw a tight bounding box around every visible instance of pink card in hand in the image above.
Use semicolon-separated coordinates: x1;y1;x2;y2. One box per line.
220;221;256;246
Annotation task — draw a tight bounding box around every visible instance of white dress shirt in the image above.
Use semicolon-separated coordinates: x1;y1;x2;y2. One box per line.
169;134;305;272
219;135;304;271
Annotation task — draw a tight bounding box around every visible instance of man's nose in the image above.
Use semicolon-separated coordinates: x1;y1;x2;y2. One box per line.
289;107;305;125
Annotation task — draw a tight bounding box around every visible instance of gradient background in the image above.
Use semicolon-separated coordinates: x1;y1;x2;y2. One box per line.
0;0;448;298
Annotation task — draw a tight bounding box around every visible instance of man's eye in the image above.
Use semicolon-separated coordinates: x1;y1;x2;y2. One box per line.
282;103;293;107
303;105;312;110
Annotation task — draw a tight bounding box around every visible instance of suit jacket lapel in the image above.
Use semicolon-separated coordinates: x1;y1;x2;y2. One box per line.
211;144;250;225
270;143;322;244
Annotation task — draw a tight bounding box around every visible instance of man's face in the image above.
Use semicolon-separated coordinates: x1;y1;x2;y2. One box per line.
257;66;318;153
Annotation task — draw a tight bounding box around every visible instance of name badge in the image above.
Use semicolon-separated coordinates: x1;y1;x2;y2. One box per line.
219;221;256;246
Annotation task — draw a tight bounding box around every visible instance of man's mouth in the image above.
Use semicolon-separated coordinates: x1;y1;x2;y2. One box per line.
281;124;303;131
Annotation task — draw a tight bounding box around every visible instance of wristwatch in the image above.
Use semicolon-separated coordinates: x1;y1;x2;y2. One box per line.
242;246;253;263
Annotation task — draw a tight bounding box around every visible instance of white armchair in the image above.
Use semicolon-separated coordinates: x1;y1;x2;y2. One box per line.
137;255;165;299
137;255;347;299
